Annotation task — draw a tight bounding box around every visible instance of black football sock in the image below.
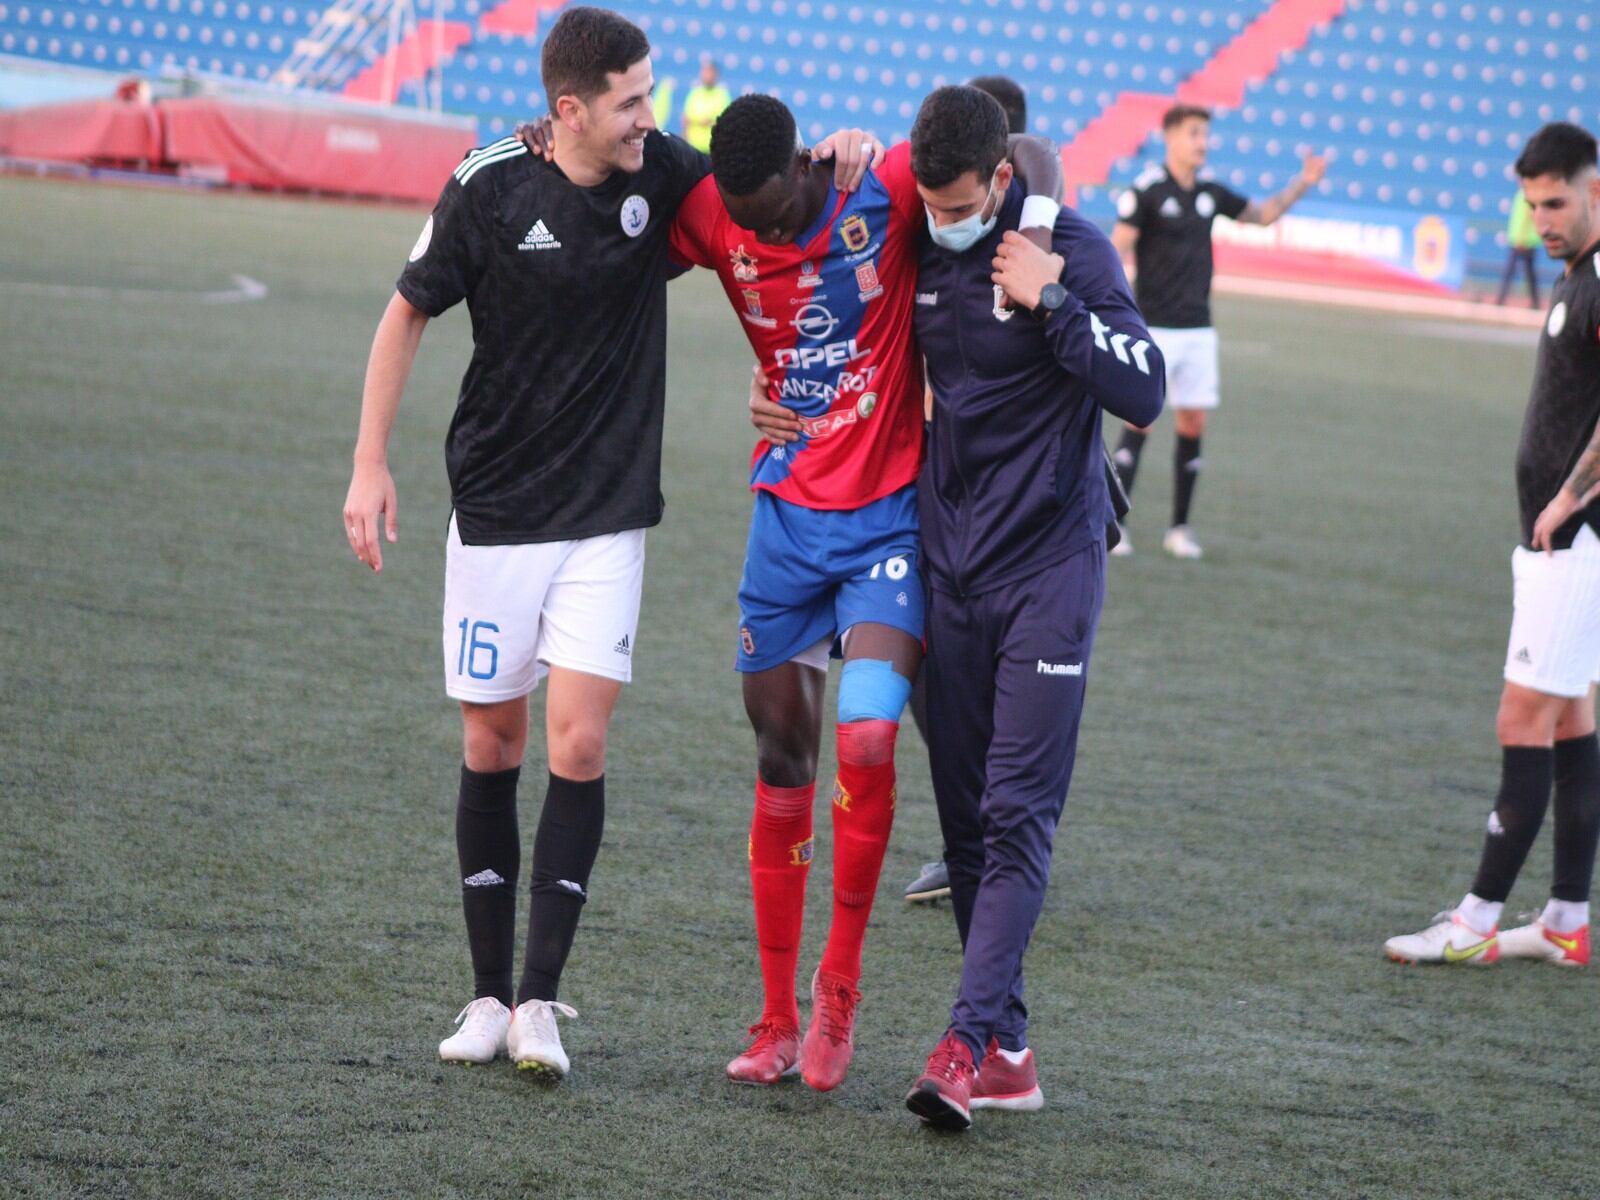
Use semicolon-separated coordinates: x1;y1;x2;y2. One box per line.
1173;434;1203;528
457;764;521;1007
518;773;606;1004
1551;734;1600;902
1468;746;1554;903
1112;428;1148;497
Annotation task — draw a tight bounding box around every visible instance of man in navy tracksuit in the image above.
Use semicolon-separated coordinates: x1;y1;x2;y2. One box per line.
902;86;1165;1131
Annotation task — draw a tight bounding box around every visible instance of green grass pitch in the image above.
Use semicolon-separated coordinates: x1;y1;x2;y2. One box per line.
1;174;1596;1199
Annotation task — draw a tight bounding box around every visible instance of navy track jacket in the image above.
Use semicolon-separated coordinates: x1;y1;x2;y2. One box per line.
914;184;1165;596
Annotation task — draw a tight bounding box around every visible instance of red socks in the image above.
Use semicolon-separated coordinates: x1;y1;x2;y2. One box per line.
748;720;898;1020
749;779;814;1029
819;719;899;983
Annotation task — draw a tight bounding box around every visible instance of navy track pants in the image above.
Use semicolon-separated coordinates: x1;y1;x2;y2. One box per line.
923;541;1105;1056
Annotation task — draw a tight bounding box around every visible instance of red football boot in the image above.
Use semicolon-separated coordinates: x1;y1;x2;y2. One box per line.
726;1019;801;1085
800;968;861;1091
971;1038;1044;1111
905;1034;977;1131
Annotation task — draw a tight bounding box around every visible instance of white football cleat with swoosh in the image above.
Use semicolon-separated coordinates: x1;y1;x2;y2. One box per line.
1384;911;1499;965
1498;916;1589;966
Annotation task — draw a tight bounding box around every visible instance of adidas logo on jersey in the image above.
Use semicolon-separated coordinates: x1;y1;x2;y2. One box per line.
614;633;632;656
1160;196;1183;218
519;220;561;251
1515;647;1533;665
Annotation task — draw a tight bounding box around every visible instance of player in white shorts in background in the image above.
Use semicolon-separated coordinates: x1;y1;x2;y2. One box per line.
1386;122;1600;968
1109;104;1324;560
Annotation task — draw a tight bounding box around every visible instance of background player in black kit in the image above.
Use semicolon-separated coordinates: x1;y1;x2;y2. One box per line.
1109;104;1325;560
341;6;876;1077
1386;123;1600;968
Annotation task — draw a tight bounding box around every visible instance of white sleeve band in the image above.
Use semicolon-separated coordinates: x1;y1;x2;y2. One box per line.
1020;195;1062;231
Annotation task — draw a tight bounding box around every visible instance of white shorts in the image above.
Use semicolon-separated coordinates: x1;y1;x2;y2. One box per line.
441;514;646;703
1149;326;1220;411
1504;524;1600;698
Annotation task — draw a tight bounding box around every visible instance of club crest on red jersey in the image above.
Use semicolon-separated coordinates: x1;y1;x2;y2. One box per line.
839;215;870;253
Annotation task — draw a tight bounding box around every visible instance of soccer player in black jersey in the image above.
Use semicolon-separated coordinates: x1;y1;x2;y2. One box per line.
341;6;877;1077
1109;103;1325;560
1386;123;1600;968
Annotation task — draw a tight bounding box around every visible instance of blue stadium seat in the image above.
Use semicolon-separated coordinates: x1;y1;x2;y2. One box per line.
1;0;1591;259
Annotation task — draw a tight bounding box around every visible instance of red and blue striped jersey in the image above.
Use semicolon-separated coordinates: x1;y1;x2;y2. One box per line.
670;142;925;510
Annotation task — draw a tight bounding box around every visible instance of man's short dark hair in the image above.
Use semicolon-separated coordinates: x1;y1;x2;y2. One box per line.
709;95;797;196
1162;103;1211;130
540;6;650;112
969;75;1027;135
1515;122;1599;182
910;86;1009;190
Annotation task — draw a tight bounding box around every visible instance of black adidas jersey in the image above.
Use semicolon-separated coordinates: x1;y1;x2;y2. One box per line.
1514;244;1600;550
1116;165;1248;329
398;132;710;545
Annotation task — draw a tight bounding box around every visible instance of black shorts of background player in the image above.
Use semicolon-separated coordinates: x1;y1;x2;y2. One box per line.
1385;124;1600;968
1108;104;1325;560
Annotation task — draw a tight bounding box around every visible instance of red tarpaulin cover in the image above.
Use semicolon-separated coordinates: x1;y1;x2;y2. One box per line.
0;97;161;161
160;96;476;203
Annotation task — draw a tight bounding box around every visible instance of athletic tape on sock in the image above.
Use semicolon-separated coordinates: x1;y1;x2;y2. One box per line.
838;658;913;725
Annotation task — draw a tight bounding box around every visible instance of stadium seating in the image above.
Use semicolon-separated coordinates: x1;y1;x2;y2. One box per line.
2;0;1596;278
1094;0;1598;271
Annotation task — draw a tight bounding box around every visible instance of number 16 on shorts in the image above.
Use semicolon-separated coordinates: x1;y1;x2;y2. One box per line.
456;619;500;680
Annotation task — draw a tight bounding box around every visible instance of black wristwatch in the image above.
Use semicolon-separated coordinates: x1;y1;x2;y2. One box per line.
1036;281;1068;313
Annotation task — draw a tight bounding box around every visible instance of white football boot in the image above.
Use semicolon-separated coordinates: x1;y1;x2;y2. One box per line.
508;999;579;1077
1498;914;1589;966
1384;911;1499;965
439;996;511;1064
1162;525;1203;560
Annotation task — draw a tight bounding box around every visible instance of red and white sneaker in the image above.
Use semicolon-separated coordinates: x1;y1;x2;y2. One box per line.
905;1034;977;1131
800;969;860;1092
726;1019;802;1085
1499;918;1589;967
971;1038;1044;1111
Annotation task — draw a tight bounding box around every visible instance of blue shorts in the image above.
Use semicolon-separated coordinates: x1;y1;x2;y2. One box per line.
736;484;926;673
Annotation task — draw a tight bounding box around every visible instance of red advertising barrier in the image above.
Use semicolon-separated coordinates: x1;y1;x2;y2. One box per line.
160;95;476;203
0;97;162;161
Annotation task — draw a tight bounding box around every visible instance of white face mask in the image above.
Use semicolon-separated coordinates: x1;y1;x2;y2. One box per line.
926;172;1002;252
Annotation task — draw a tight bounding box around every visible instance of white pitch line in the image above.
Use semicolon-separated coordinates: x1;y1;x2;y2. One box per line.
1214;272;1545;329
0;273;268;304
1398;319;1541;347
